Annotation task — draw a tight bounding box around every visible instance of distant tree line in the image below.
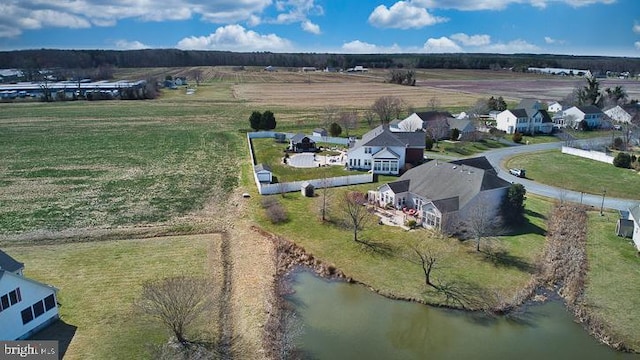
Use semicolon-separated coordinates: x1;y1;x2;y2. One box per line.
1;49;640;74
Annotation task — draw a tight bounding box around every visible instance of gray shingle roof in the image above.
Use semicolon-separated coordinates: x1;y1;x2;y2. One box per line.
517;98;541;110
387;179;410;193
630;205;640;225
354;125;424;150
255;163;271;172
576;105;603;114
397;160;510;213
290;133;313;143
538;109;553;123
510;109;529;118
415;111;454;122
0;249;24;273
450;156;495;174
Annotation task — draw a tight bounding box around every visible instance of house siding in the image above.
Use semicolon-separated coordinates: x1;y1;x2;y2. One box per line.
0;272;59;340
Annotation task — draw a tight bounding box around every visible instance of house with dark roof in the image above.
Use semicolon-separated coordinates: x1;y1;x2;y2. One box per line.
396;111;454;139
496;108;553;134
0;250;59;340
346;125;425;175
289;133;317;152
624;205;640;251
563;105;604;129
369;157;511;233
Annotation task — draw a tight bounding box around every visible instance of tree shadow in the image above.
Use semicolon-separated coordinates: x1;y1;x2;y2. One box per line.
29;318;77;358
506;218;546;236
481;248;533;273
356;239;396;258
524;208;546;220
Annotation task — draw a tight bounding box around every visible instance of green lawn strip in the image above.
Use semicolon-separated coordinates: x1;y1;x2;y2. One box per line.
584;211;640;351
6;235;216;359
256;189;548;308
505;150;640;200
563;129;616;140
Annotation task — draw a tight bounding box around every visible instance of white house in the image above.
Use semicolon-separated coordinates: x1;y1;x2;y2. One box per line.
347;125;424;175
396;111;454;140
563;105;604;129
496;108;554;134
368;157;510;233
547;101;563;113
604;105;638;124
0;250;59;340
255;164;273;183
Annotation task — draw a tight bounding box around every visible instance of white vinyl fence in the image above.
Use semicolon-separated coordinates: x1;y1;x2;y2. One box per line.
561;146;614;164
247;132;372;195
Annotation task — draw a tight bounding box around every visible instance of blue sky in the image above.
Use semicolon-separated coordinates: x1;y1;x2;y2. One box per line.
1;0;639;57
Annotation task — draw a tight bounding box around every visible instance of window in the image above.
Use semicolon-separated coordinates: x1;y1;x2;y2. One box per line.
1;295;8;310
32;300;45;318
16;288;21;302
365;147;372;154
21;307;34;325
9;290;18;305
44;294;56;312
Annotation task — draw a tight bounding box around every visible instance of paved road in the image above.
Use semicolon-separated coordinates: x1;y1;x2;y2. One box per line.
481;137;640;212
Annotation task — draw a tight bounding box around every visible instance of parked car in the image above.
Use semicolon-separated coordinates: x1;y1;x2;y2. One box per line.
509;168;526;178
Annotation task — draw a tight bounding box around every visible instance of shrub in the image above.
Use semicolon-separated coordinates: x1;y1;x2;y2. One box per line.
425;136;434;151
613;137;624;150
264;200;288;224
329;122;342;137
613;152;631;169
450;128;460;141
405;219;417;228
512;131;523;143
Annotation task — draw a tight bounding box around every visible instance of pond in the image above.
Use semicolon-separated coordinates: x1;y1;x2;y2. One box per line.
287;271;638;360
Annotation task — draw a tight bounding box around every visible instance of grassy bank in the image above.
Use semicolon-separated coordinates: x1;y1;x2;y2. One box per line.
505;150;640;199
4;235;219;359
584;211;640;351
255;188;550;309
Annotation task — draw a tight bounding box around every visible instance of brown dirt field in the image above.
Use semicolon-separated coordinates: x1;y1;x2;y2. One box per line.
233;82;485;109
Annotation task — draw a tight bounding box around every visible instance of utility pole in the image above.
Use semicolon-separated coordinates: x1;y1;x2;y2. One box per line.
600;188;606;216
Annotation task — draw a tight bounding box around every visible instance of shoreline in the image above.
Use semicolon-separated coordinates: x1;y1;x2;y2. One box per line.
256;226;638;355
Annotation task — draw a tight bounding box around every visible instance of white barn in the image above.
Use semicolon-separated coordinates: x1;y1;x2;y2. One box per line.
0;250;59;340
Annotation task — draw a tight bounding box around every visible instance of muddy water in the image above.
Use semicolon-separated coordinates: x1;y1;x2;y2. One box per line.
287;271;637;360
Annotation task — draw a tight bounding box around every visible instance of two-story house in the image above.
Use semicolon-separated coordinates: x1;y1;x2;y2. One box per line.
346;125;425;175
496;108;553;134
563;105;604;129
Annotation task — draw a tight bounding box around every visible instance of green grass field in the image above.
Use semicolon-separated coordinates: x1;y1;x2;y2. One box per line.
5;235;218;359
505;150;640;199
255;187;550;309
584;211;640;350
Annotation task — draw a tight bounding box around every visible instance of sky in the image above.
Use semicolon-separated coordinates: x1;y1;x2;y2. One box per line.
0;0;639;57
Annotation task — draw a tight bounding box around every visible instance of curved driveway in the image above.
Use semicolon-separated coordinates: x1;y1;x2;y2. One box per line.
481;137;639;212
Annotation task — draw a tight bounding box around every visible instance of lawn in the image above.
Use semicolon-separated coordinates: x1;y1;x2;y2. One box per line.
428;138;510;157
505;150;640;199
255;187;550;309
584;211;640;351
4;235;220;359
251;138;351;182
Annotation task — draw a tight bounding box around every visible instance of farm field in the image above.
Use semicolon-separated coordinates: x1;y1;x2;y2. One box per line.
4;235;220;359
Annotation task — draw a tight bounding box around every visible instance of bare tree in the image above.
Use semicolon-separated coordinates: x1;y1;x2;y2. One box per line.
363;109;376;128
371;96;405;125
337;111;358;136
463;199;503;252
428;96;441;111
339;191;373;243
318;176;333;222
322;106;339;129
136;276;213;344
411;244;439;289
189;68;204;86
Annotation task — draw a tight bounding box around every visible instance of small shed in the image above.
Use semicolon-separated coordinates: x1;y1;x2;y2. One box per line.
274;133;287;143
312;128;328;137
255;164;273;183
301;182;315;197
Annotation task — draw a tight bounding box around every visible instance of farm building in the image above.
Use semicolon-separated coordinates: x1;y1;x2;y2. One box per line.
0;250;59;340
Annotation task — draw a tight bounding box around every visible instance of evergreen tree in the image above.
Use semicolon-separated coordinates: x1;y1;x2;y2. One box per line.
501;183;526;226
249;111;262;131
329;122;342;137
260;110;277;130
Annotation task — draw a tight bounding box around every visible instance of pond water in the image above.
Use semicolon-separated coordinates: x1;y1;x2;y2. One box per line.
287;271;638;360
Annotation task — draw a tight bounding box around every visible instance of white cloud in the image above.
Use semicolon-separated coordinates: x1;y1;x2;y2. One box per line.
635;41;640;50
423;37;463;52
273;0;324;24
450;33;490;46
301;20;321;34
368;1;447;29
0;0;274;37
115;39;149;50
176;24;292;51
633;23;640;34
481;39;540;53
420;0;616;11
341;40;402;54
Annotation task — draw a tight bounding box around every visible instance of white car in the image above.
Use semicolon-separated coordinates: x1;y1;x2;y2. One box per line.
509;168;526;178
